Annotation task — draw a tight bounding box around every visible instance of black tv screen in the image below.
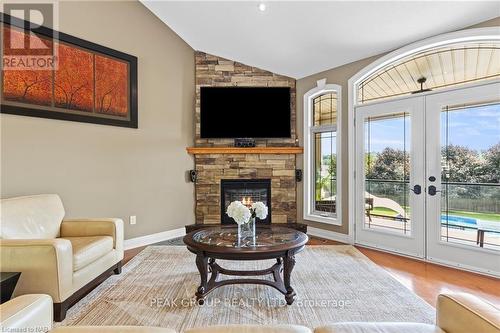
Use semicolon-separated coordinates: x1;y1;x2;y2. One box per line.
200;87;291;138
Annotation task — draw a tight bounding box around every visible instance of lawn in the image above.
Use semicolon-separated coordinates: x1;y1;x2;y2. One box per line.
370;207;500;222
371;207;401;217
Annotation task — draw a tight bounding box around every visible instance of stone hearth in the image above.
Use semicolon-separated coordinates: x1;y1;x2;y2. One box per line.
194;153;296;225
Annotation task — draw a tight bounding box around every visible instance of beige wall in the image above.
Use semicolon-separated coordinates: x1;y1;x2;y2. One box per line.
296;16;500;234
1;1;196;240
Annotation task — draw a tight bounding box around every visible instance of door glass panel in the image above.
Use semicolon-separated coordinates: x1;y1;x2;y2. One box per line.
440;103;500;251
364;112;411;235
314;132;337;215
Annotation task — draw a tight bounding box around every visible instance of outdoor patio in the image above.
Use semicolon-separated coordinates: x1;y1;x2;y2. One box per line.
364;215;500;251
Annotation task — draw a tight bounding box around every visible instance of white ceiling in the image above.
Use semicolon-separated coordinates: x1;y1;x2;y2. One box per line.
141;1;500;79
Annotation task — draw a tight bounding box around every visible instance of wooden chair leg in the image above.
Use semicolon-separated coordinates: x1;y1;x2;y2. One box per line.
53;301;68;322
113;261;123;274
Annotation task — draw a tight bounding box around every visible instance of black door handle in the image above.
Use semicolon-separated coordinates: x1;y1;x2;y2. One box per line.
428;185;441;196
410;184;421;195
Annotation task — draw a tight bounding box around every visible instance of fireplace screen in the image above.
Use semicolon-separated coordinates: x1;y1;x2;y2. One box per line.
221;179;271;225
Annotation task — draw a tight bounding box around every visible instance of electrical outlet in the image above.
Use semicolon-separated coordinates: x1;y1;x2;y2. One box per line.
129;215;137;225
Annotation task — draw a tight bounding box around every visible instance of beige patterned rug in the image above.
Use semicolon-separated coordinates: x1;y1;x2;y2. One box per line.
60;245;435;331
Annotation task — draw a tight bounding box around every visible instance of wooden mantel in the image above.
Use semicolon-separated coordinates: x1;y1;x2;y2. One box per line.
186;146;303;155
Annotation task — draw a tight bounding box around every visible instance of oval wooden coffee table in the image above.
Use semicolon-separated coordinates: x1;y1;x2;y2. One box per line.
183;226;308;305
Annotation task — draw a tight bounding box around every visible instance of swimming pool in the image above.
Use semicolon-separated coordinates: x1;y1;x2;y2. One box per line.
441;215;477;229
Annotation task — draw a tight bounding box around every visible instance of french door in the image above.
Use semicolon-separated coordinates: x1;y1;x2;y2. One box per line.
355;97;425;258
355;82;500;276
425;83;500;276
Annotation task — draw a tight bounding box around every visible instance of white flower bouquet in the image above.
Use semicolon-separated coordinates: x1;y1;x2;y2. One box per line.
226;201;268;225
251;201;268;220
227;200;268;242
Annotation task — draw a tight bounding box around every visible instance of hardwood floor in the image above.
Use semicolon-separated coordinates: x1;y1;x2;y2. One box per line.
123;245;145;265
354;245;500;307
123;236;500;308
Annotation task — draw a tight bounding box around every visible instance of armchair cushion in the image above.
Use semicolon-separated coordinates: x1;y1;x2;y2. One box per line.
61;236;114;271
0;194;64;239
61;218;124;252
436;293;500;333
0;238;73;302
0;294;53;332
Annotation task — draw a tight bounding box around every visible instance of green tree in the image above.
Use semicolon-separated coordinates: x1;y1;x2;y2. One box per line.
365;152;377;178
441;145;482;182
480;143;500;183
316;154;337;200
366;148;409;181
322;154;337;177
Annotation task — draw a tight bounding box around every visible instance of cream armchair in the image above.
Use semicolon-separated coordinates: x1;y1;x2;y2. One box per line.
0;294;53;332
0;194;124;321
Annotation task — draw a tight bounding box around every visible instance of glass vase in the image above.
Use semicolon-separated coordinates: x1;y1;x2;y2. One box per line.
238;217;256;244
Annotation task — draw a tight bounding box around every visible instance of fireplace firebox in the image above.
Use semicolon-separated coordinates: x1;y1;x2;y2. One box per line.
221;179;271;225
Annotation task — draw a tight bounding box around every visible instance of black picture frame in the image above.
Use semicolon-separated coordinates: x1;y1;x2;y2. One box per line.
0;13;138;128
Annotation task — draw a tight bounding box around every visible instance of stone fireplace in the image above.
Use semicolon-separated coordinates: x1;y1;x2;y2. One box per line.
221;179;271;225
189;151;300;227
185;52;306;233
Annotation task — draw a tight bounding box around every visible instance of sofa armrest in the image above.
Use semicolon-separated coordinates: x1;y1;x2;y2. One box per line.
0;294;53;332
437;293;500;333
0;239;73;303
61;218;124;253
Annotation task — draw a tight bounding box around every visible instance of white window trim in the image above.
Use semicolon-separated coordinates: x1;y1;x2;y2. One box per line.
303;80;342;225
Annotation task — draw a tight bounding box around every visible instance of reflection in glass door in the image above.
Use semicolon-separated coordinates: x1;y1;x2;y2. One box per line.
426;83;500;276
440;104;500;250
355;97;425;258
364;113;412;235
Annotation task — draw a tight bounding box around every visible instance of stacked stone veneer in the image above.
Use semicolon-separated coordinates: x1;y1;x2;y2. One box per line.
193;52;298;225
195;153;296;225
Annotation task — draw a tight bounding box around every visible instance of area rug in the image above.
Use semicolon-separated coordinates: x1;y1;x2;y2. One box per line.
60;245;435;331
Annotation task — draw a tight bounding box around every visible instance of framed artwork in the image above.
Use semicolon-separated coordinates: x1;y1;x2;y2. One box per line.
0;13;138;128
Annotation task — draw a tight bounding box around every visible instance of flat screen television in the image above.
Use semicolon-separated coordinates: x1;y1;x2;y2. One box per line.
200;87;291;138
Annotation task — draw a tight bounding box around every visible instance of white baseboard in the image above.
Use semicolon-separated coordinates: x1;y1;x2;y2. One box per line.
308;226;352;244
124;227;186;250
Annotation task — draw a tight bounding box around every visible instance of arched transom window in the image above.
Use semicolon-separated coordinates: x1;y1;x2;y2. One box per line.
314;93;338;125
358;41;500;103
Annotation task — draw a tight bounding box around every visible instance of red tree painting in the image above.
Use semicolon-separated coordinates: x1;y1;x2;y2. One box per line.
54;43;93;112
95;55;128;117
2;23;131;121
2;26;53;106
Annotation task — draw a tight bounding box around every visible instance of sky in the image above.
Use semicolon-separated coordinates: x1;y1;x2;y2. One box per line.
364;104;499;153
442;104;500;151
365;114;410;153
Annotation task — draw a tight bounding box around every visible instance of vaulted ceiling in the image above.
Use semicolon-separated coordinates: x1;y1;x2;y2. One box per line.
142;1;499;79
